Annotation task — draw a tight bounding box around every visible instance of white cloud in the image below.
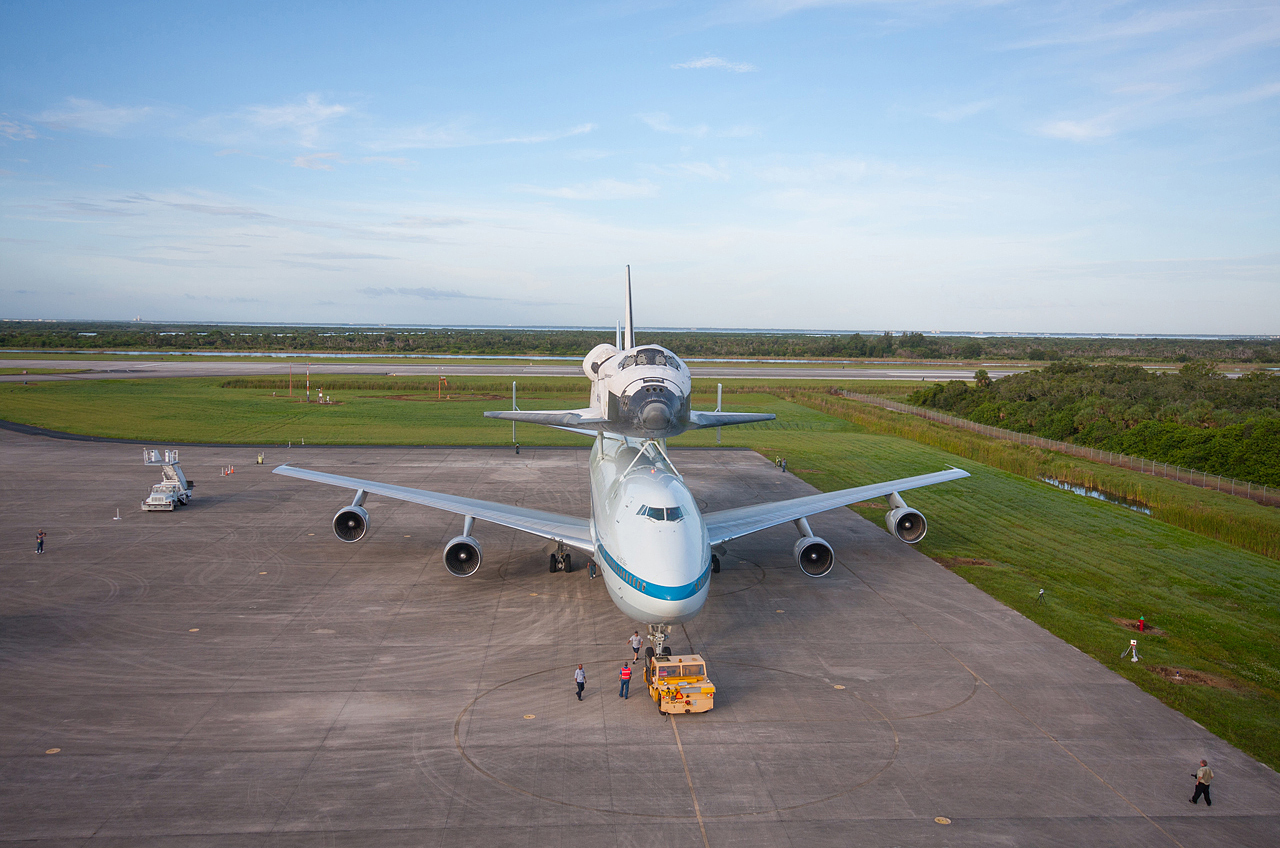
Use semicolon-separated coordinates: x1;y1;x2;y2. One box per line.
515;178;660;200
640;112;758;138
361;155;417;169
931;99;996;122
34;97;153;134
673;56;758;72
245;94;349;147
1037;113;1118;141
370;121;594;151
640;113;710;137
659;161;732;181
498;123;596;144
292;152;342;170
1;118;37;140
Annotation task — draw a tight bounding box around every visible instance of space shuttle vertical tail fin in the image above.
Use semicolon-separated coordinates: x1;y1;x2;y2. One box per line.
624;265;635;350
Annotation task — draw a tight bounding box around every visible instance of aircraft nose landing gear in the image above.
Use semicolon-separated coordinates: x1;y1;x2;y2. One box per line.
647;624;672;658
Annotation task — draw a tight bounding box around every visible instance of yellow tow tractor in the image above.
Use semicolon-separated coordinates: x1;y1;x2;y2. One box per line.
646;653;716;715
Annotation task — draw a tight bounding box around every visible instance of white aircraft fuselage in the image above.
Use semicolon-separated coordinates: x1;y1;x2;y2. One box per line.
589;435;710;624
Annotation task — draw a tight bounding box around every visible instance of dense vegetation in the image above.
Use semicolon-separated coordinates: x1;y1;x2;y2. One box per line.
909;362;1280;485
3;321;1278;362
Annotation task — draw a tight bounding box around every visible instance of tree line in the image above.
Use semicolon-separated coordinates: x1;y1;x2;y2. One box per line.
3;322;1278;362
908;362;1280;485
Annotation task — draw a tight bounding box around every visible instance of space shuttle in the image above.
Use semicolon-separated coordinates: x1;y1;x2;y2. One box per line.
483;267;775;438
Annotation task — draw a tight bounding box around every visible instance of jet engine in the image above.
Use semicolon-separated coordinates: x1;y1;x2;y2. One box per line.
885;508;927;543
793;536;834;577
443;535;482;577
333;506;369;542
884;492;927;544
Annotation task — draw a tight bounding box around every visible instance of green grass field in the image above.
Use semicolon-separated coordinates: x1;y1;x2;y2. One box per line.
2;375;1277;769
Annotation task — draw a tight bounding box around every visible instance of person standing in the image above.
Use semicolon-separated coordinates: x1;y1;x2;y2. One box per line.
35;529;45;555
1190;759;1213;806
574;664;586;701
619;664;632;699
628;631;643;664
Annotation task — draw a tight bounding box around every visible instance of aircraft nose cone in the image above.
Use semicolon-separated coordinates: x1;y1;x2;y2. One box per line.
640;400;674;431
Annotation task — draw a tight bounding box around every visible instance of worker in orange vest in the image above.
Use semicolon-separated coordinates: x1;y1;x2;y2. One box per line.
618;663;632;699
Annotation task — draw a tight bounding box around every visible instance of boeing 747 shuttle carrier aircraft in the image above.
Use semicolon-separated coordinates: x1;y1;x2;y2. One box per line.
275;269;968;654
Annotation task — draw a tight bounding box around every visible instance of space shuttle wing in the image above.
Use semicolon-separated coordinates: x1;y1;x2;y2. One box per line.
273;465;594;552
687;410;776;430
483;409;610;428
703;468;969;546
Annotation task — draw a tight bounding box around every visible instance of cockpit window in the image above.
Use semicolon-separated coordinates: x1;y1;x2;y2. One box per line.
620;348;681;370
636;504;685;522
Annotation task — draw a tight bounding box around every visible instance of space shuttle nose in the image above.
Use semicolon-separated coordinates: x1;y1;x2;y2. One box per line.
640;400;674;431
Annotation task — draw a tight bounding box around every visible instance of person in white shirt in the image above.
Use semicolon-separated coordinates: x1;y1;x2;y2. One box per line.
628;632;643;664
574;664;586;701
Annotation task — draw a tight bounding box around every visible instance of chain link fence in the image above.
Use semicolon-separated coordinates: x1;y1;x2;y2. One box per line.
839;391;1278;508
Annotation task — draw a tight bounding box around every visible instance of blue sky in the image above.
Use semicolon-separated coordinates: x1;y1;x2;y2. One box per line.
2;1;1277;333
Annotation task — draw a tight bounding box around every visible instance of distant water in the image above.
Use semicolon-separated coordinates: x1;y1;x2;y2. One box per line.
1039;477;1152;515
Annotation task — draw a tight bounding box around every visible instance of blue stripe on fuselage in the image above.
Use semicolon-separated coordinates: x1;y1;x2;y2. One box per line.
596;544;710;601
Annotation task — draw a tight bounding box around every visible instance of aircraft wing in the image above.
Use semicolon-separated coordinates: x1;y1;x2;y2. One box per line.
273;465;594;552
703;468;969;547
483;409;610;428
687;410;776;430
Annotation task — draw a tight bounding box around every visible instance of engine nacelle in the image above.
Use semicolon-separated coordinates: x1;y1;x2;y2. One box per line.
885;508;927;544
793;536;834;577
332;506;369;542
443;535;482;577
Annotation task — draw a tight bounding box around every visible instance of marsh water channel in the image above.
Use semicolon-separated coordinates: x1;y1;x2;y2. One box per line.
1039;477;1153;515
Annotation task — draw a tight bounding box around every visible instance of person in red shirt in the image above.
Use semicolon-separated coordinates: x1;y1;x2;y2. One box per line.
618;664;632;699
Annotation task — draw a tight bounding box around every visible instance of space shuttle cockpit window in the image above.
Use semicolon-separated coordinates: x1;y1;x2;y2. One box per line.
633;348;680;369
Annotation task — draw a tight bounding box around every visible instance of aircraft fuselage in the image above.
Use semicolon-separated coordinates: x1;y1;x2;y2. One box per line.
589;435;710;624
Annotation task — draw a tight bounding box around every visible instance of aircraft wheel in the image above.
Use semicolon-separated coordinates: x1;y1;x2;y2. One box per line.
563;553;572;573
644;646;655;660
661;646;672;656
711;554;720;574
549;554;558;574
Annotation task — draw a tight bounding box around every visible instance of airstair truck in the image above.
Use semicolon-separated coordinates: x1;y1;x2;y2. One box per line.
141;448;194;511
646;653;716;715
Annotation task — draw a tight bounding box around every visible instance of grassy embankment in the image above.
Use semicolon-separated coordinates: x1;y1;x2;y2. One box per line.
1;375;1278;769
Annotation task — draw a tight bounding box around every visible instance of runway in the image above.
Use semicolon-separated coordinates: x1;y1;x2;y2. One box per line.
0;357;1028;383
1;432;1275;845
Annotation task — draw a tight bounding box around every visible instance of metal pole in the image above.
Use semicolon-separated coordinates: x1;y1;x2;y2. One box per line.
716;383;722;445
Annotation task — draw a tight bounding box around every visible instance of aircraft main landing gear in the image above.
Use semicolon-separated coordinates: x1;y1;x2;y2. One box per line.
549;545;573;573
